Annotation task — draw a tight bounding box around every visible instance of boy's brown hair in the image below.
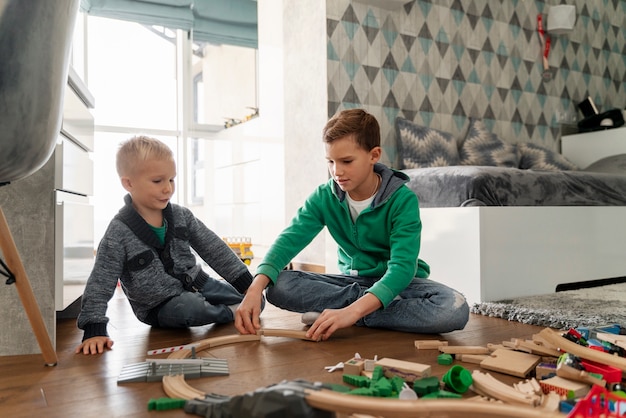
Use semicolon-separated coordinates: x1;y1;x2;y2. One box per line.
116;135;174;177
322;109;381;151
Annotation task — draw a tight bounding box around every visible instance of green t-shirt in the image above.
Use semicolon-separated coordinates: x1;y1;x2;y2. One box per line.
149;219;167;245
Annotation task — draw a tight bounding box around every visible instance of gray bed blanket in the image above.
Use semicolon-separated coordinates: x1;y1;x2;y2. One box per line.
403;166;626;207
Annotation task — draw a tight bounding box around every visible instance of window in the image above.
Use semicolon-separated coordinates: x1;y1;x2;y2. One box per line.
190;41;258;128
84;12;258;238
188;138;205;204
88;17;178;131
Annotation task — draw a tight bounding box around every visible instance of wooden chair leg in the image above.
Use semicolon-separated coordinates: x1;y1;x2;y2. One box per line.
0;207;57;366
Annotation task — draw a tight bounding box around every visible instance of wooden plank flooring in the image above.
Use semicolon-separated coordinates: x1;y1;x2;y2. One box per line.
0;287;550;417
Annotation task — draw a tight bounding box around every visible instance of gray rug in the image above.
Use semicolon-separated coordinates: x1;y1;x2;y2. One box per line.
471;282;626;329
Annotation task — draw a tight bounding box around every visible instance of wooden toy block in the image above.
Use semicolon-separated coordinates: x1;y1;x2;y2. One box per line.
480;348;541;378
507;338;561;357
513;378;542;396
360;370;373;379
439;345;490;355
343;358;365;376
414;340;448;349
596;332;626;350
596;331;626;343
374;357;431;382
538;375;590;398
539;392;562;412
502;340;533;353
363;359;377;372
535;362;557;380
487;343;511;352
457;354;490;364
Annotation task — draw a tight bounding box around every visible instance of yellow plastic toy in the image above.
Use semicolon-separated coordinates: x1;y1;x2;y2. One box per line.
223;237;254;265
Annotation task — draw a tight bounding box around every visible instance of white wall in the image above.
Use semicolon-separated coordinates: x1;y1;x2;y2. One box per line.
197;1;329;267
282;1;329;266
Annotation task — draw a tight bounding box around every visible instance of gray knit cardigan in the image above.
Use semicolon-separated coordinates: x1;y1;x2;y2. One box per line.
77;194;252;340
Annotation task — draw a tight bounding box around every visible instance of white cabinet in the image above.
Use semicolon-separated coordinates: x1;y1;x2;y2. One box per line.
561;127;626;168
55;190;94;310
55;70;95;312
54;133;94;196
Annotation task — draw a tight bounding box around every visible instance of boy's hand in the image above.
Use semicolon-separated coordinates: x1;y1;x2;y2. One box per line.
305;308;361;341
75;336;114;355
306;293;383;341
235;292;263;334
235;274;270;335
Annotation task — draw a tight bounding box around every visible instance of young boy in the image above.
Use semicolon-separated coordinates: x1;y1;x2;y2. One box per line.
235;109;469;341
76;136;255;355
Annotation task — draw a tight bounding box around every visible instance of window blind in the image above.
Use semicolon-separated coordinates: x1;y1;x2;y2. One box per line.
80;0;257;48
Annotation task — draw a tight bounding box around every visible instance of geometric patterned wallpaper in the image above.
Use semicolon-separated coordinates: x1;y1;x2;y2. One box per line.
326;0;626;168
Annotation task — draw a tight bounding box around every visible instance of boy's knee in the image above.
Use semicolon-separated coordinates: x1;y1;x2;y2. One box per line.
265;286;281;304
452;291;468;310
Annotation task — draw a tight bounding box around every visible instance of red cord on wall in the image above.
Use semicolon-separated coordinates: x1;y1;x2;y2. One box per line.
537;14;552;80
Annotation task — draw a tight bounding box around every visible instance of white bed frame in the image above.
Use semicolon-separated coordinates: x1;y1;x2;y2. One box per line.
419;206;626;305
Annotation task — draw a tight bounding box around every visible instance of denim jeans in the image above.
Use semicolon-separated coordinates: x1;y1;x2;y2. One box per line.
266;270;469;334
156;275;247;328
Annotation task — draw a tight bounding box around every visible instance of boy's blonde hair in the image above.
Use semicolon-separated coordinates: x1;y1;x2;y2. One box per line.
116;136;174;177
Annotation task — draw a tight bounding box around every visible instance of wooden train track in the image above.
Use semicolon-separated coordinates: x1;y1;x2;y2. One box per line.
538;328;626;371
161;328;567;418
304;389;564;418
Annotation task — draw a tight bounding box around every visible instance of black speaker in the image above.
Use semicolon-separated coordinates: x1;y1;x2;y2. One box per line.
577;97;599;118
577;108;625;133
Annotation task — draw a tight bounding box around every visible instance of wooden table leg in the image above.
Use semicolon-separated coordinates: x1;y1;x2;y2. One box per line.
0;207;57;366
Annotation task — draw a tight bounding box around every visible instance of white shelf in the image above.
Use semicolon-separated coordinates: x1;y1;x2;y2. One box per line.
561;127;626;168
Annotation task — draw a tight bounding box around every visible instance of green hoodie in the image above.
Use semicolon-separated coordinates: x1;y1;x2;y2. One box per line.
256;163;430;308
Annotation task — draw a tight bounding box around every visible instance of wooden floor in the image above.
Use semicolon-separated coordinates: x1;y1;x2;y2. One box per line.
0;287;551;418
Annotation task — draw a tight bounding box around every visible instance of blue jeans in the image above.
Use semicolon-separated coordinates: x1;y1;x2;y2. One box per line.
266;271;469;334
156;275;250;328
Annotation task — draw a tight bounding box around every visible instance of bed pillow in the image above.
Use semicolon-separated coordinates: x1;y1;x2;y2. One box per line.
458;118;520;167
395;117;460;169
518;142;579;171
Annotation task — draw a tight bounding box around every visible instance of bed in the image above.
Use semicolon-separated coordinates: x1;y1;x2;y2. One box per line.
406;165;626;208
394;117;626;305
405;167;626;305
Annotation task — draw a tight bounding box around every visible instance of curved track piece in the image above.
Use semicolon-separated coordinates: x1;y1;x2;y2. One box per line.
168;334;262;359
162;329;565;417
305;389;564;418
162;375;206;399
470;370;540;406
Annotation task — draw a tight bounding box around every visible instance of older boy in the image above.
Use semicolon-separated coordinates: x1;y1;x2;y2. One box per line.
76;136;254;355
235;109;469;341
